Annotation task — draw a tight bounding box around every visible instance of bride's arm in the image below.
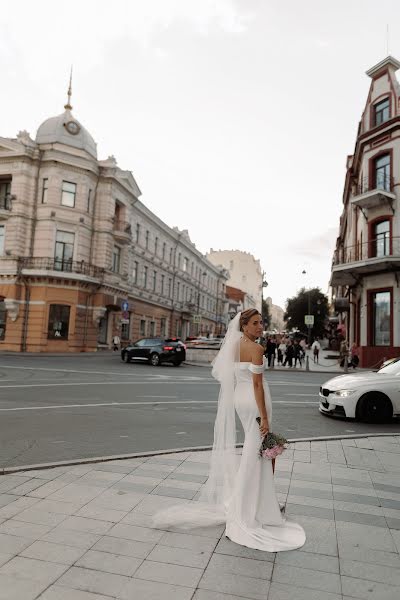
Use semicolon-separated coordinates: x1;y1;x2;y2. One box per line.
251;345;269;435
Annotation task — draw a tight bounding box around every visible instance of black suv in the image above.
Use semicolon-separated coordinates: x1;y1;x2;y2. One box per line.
121;338;186;366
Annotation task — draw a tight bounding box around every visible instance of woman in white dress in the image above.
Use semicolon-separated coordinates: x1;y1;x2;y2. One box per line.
153;309;305;552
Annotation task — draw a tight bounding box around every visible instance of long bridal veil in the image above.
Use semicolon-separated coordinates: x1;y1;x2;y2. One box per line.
152;313;242;529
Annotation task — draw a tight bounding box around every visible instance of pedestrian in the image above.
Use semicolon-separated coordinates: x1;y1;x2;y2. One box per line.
283;340;294;367
266;337;277;367
339;339;349;368
112;334;120;352
277;339;286;365
299;338;307;355
311;338;321;364
350;342;359;369
293;341;303;368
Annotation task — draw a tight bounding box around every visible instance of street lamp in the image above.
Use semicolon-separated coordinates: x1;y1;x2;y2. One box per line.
197;270;207;335
302;270;312;345
261;271;268;331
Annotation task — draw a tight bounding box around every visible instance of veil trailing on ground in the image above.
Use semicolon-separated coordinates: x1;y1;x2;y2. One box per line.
152;312;242;529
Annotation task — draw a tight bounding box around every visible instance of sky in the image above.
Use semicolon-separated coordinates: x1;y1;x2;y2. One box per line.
1;0;399;308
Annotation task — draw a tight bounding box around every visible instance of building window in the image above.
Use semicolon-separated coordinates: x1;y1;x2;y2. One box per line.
161;274;165;296
375;98;390;126
177;253;181;269
155;237;158;255
112;246;121;273
145;230;150;249
42;178;48;203
136;223;140;243
0;181;11;210
183;257;189;272
191;262;194;276
133;261;138;283
149;321;155;337
169;247;173;264
160;317;166;336
152;270;157;291
143;266;148;288
140;319;146;336
121;314;130;341
168;278;172;298
372;291;391;346
0;300;6;340
54;230;74;271
375;154;391;191
177;282;181;301
0;225;4;256
373;220;390;257
87;189;92;213
48;304;70;339
61;181;76;207
162;242;166;259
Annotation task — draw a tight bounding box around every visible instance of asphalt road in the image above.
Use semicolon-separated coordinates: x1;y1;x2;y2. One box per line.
0;353;398;468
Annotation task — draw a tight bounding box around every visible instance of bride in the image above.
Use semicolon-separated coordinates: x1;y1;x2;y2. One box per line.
153;308;305;552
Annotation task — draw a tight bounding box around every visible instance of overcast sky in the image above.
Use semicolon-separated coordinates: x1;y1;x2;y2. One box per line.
1;0;399;307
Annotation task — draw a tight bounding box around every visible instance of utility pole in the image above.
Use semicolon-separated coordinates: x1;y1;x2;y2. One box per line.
261;271;268;330
302;269;312;346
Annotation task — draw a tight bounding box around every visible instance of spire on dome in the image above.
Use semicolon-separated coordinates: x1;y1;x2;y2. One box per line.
64;66;73;110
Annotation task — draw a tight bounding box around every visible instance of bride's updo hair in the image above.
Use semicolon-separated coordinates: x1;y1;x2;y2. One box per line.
239;308;261;331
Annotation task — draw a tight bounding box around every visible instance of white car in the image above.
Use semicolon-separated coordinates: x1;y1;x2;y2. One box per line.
319;358;400;422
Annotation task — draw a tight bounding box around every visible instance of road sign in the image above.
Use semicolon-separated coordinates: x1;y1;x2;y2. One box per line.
304;315;314;325
193;315;201;324
121;301;129;312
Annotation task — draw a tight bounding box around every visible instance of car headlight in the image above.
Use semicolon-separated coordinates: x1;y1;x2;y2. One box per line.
334;390;355;398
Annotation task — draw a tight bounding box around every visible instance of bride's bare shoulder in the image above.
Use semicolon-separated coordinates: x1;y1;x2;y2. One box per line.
251;342;264;359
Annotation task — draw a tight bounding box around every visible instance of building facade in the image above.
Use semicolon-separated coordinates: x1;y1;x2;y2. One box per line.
331;56;400;367
206;249;262;312
0;96;228;352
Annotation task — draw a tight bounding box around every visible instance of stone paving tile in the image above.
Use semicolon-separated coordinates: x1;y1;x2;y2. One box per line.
214;537;275;562
334;510;387;528
0;494;19;509
118;577;194;600
0;475;32;493
340;558;400;585
75;504;128;523
330;465;371;483
31;499;84;515
198;568;269;600
333;491;380;506
76;548;142;576
0;517;52;539
13;507;68;527
160;531;218;553
0;555;68;585
193;591;251;600
285;503;334;520
0;573;48;600
390;529;400;553
275;549;339;573
134;559;203;587
291;472;332;484
386;517;400;530
148;543;212;569
41;527;101;550
8;478;46;496
20;540;86;565
90;489;145;512
107;522;164;543
267;582;342;600
166;472;209;484
57;515;113;535
151;486;198;499
57;566;130;597
338;544;400;568
207;553;272;580
134;493;189;515
294;516;338;556
272;563;341;594
374;482;400;494
0;532;32;555
92;534;155;559
0;553;11;567
38;586;112;600
341;575;400;600
336;521;397;552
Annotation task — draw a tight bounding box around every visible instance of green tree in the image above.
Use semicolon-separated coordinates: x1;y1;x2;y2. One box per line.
284;287;329;339
262;298;271;329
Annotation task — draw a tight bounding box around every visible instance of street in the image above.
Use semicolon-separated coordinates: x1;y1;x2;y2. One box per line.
0;353;398;468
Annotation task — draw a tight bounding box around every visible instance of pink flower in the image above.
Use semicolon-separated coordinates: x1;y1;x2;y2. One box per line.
262;445;285;460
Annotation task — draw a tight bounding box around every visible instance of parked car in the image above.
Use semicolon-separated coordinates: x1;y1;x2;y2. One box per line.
121;338;186;366
319;357;400;422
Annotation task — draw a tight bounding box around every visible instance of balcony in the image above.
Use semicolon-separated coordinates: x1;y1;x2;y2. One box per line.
351;175;396;210
19;257;104;280
331;236;400;286
113;220;132;244
0;196;12;219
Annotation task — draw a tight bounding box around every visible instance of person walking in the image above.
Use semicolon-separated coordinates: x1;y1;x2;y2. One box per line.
339;338;349;368
350;342;359;369
311;337;321;364
112;334;120;352
293;340;303;368
266;337;277;367
277;339;286;365
284;340;294;367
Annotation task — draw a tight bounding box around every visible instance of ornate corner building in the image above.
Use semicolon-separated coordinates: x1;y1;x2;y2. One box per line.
331;56;400;367
0;93;228;352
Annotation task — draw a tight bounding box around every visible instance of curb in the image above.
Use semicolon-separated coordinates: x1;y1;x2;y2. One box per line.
184;362;351;375
1;433;399;475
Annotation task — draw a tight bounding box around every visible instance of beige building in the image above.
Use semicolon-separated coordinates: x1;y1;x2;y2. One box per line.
206;249;263;312
266;297;285;332
0;90;228;352
331;56;400;367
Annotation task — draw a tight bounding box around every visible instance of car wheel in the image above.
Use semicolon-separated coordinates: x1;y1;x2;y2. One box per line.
150;353;160;366
357;392;393;423
123;353;131;363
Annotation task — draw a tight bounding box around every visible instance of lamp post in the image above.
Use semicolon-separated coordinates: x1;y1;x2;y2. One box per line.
261;271;268;331
197;270;206;336
302;269;312;345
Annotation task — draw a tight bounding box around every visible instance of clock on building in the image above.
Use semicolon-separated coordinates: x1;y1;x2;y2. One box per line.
64;120;80;135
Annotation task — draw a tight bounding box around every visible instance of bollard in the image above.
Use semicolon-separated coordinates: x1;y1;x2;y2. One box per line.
306;355;310;371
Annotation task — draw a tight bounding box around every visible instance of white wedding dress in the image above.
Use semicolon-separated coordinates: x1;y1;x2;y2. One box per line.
225;358;306;552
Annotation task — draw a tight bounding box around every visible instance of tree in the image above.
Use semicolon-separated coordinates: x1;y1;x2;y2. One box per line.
284;287;329;339
262;298;271;330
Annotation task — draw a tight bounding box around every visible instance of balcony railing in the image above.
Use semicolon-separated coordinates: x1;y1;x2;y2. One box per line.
113;221;132;235
355;174;394;196
19;257;104;278
333;236;400;266
0;196;12;211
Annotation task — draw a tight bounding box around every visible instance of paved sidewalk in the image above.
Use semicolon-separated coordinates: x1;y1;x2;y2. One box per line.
0;436;400;600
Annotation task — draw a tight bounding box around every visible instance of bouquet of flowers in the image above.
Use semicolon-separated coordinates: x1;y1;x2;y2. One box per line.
256;417;289;459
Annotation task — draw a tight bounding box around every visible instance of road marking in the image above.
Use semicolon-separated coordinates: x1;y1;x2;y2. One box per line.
0;382;218;389
0;399;317;412
284;393;317;397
